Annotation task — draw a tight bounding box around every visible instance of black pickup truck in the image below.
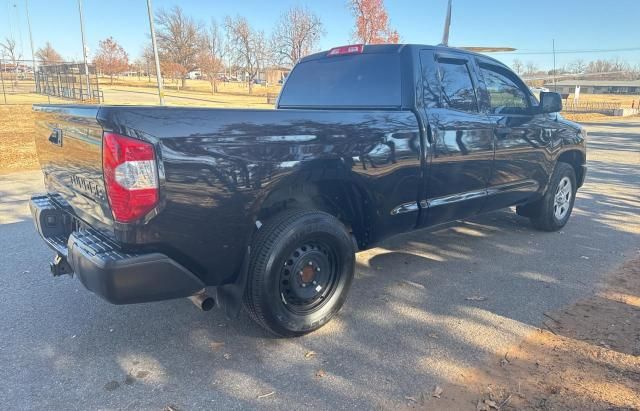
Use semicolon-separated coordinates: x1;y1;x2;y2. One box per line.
30;44;586;337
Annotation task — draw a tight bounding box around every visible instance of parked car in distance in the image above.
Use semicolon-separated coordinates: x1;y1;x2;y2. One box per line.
30;44;586;337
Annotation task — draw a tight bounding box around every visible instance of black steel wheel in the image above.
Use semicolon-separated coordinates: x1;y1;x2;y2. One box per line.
243;209;355;337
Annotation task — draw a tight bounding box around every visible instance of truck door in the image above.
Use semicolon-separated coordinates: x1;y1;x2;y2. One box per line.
418;50;495;227
474;59;554;211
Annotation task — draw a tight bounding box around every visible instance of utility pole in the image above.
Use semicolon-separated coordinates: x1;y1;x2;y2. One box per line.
146;0;164;105
25;0;37;89
77;0;91;100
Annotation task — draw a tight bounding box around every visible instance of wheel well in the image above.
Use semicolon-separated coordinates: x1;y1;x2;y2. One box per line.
557;150;585;187
257;179;373;249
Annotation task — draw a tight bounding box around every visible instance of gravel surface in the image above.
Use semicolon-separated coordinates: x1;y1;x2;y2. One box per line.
0;119;638;410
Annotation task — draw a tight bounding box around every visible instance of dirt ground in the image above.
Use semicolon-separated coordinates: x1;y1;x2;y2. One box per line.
403;256;640;410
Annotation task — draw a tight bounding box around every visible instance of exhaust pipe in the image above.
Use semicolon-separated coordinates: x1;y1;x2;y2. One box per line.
189;291;215;311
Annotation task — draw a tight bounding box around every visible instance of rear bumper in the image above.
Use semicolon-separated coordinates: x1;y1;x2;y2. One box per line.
29;195;205;304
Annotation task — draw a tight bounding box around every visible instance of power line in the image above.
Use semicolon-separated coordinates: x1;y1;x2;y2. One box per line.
492;46;640;55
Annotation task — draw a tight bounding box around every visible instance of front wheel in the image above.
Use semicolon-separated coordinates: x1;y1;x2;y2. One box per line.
243;209;355;337
527;162;577;232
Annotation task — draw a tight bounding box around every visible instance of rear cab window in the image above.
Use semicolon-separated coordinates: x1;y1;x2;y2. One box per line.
278;51;402;109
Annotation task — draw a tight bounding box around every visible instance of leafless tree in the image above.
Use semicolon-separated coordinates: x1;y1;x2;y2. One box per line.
586;59;614;73
225;15;263;94
140;45;156;82
525;61;539;75
567;59;586;74
197;19;226;93
0;37;21;68
0;37;22;86
155;6;202;87
271;6;324;67
511;59;524;75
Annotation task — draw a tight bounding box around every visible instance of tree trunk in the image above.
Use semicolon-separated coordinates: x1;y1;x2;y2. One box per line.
181;77;186;89
248;80;253;95
110;74;113;85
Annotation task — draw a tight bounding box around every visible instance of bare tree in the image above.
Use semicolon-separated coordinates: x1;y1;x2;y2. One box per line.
567;59;586;74
271;6;324;67
197;19;226;93
140;45;156;82
586;59;614;74
155;6;202;87
93;37;129;84
0;37;22;68
225;15;262;94
349;0;399;44
511;59;524;75
525;61;539;75
35;42;63;64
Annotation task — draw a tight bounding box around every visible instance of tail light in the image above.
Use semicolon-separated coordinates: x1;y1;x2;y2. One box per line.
102;132;159;223
327;44;364;56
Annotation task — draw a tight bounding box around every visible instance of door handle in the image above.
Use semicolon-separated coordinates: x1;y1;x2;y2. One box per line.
48;129;62;146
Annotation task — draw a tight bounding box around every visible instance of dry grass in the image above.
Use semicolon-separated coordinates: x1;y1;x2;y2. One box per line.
0;105;39;173
566;93;640;107
562;112;615;122
99;76;282;97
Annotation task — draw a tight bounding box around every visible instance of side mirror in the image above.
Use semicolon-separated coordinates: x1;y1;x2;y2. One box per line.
539;92;563;113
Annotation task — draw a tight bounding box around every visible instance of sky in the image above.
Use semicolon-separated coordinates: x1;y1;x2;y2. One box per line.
2;0;639;71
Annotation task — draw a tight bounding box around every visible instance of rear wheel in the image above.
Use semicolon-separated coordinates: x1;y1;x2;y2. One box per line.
526;162;577;232
243;209;355;337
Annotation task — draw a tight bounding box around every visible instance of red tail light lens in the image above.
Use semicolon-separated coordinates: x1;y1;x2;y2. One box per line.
102;132;159;223
327;44;364;56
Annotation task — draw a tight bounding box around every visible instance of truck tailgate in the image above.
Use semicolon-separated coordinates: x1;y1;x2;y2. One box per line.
33;105;114;232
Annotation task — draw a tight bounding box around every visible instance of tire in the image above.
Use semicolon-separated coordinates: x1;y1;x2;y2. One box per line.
528;162;577;232
243;209;355;337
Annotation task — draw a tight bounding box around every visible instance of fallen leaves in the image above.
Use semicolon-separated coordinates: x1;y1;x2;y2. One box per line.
304;351;316;359
465;296;488;301
315;369;327;378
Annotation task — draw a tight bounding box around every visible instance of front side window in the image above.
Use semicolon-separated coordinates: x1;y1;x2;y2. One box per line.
480;64;530;114
436;59;478;112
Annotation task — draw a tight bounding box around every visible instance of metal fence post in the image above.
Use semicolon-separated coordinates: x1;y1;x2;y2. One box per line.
0;64;7;104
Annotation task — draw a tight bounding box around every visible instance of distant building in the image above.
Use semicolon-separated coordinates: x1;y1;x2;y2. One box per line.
544;80;640;95
257;67;290;85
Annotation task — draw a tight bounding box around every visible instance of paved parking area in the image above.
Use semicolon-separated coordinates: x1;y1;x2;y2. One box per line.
0;119;638;410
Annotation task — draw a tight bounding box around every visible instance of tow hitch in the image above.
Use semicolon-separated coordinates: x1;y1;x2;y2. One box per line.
50;254;73;277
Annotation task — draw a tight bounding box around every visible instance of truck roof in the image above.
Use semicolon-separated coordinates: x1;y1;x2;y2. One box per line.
301;43;509;69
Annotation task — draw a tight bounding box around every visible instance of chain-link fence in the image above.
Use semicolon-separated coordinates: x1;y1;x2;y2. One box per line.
0;59;102;104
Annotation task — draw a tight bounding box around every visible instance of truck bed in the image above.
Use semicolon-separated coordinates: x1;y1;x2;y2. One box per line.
33;104;422;286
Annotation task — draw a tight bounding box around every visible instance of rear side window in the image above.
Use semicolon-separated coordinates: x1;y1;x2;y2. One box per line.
479;64;530;114
278;53;401;108
436;59;478;112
